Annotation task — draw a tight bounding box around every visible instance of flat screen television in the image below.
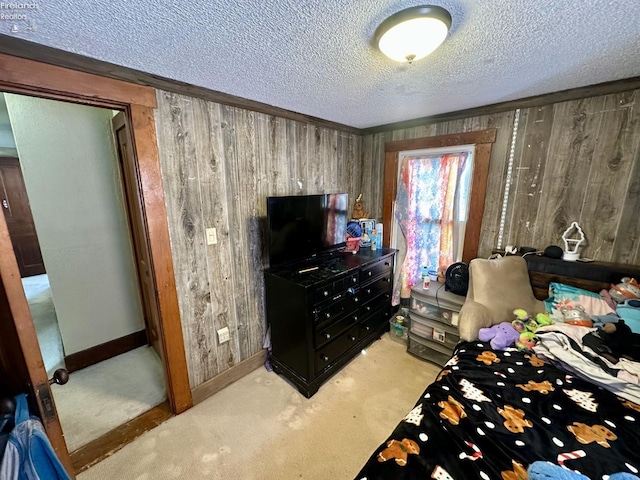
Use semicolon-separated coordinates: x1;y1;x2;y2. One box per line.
266;193;348;268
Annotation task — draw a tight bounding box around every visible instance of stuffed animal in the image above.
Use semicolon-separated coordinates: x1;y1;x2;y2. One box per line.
610;277;640;304
560;304;593;327
351;194;369;220
478;322;520;350
512;310;554;351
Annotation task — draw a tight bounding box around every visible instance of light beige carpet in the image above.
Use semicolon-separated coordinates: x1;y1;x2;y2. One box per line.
53;346;167;451
78;334;441;480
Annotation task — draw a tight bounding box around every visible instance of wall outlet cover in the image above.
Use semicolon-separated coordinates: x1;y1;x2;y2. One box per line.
217;326;230;344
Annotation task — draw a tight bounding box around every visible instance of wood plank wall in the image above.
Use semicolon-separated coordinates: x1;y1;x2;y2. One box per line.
361;89;640;265
154;91;362;388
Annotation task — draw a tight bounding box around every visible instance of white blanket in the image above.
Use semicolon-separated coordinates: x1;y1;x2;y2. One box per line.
533;324;640;404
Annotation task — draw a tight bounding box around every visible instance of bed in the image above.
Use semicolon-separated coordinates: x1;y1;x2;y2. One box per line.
354;256;640;480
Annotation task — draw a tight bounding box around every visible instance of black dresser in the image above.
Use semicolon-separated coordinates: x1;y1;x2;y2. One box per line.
264;248;396;397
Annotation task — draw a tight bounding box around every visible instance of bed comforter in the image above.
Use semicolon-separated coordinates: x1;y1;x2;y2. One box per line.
354;341;640;480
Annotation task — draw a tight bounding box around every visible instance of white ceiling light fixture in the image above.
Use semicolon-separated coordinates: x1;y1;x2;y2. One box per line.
375;5;452;63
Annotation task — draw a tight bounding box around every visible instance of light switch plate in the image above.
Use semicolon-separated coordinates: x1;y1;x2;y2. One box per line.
206;227;217;245
217;326;230;344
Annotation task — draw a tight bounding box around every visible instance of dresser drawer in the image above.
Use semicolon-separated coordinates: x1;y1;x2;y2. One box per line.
358;303;392;340
355;272;392;304
410;312;459;349
315;327;358;374
315;312;358;348
360;256;393;282
314;294;356;325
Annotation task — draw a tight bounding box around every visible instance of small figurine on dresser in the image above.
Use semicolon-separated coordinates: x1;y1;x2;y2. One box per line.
352;193;369;220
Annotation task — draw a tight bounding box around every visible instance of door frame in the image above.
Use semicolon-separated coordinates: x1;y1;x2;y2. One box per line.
0;49;192;428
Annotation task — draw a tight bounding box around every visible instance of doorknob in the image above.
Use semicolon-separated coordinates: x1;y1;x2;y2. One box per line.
49;368;69;386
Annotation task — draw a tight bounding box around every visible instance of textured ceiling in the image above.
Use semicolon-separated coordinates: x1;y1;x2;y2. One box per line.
4;0;640;128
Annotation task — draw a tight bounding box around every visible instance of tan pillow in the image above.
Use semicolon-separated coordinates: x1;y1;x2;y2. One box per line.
458;256;545;341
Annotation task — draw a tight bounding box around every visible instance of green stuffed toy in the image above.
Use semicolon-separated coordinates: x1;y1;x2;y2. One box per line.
512;310;553;351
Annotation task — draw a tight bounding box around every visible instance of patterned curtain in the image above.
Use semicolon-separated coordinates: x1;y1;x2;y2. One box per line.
393;152;469;303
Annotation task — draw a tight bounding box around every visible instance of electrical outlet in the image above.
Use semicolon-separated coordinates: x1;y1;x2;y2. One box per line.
206;227;217;245
217;326;230;344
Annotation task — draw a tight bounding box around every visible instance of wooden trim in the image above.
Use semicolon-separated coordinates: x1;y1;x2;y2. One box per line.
0;36;359;134
385;129;497;152
0;204;74;475
70;401;173;474
363;77;640;134
462;142;491;262
382;130;496;264
191;349;268;405
382;152;399;247
0;53;192;425
64;330;147;374
0;53;156;108
128;104;192;414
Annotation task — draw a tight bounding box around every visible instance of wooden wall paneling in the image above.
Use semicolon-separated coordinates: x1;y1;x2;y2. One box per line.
325;129;339;190
477;112;516;257
611;93;640;264
222;106;254;361
507;106;555;250
307;126;325;193
532;96;606;252
580;91;639;260
238;109;267;356
269;117;288;196
154;92;216;389
203;102;240;373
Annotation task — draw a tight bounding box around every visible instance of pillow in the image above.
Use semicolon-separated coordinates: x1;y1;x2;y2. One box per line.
544;282;615;321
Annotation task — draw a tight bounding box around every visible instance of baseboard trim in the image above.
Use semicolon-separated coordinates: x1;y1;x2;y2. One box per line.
65;330;148;373
70;401;172;474
191;349;268;405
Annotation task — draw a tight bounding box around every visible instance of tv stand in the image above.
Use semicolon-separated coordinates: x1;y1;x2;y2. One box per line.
264;248;396;397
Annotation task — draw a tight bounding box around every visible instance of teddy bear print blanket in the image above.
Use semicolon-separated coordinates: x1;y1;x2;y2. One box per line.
354;341;640;480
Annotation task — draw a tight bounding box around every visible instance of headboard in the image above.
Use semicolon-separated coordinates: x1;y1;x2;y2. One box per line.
524;254;640;300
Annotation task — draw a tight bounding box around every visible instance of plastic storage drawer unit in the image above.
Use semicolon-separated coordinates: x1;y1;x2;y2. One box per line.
407;332;452;367
410;312;460;349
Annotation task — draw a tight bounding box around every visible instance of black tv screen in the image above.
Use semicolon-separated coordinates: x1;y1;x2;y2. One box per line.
267;193;348;268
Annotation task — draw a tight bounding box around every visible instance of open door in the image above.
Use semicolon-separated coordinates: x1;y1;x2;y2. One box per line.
0;202;73;476
111;112;162;359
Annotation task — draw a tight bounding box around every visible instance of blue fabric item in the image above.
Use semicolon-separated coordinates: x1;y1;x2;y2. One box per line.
528;461;640;480
592;314;621;327
0;394;71;480
528;461;589;479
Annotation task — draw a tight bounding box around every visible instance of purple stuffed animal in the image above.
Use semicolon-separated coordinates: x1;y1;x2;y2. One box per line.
478;322;520;350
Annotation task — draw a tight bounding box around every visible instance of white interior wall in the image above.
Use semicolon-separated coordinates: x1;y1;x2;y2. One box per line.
4;93;144;355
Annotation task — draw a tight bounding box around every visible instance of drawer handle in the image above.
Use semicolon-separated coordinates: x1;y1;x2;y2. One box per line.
365;326;370;331
366;288;371;294
349;334;356;342
368;271;372;276
365;306;371;312
323;290;329;297
353;315;358;322
352;277;357;283
384;278;391;283
384;262;390;266
323;332;331;340
325;312;331;319
354;297;359;303
320;354;329;362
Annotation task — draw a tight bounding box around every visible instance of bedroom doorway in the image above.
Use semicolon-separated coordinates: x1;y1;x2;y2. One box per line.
0;53;190;477
1;92;167;454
